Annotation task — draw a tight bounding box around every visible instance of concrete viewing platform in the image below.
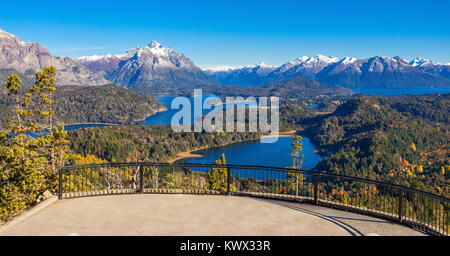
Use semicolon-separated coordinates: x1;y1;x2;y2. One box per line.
0;194;425;236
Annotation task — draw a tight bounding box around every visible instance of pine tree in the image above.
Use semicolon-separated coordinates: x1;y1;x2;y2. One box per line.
287;135;304;196
0;67;69;223
205;154;235;191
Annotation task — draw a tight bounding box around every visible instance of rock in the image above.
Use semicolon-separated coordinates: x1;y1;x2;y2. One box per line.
43;190;52;200
0;28;110;86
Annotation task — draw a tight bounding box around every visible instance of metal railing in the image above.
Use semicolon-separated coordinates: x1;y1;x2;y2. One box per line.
59;162;449;236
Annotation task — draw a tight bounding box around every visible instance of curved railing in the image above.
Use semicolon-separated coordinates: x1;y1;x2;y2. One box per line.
59;162;449;236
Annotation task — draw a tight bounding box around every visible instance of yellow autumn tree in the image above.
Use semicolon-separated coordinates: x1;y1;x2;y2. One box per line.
418;165;424;173
287;135;304;196
0;67;69;223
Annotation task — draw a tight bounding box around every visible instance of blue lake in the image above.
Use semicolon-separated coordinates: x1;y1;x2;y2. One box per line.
183;136;322;170
142;95;319;168
65;123;112;131
142;94;257;126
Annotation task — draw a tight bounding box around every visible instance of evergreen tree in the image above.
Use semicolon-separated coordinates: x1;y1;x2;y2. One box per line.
205;154;235;192
287;135;304;196
0;67;69;223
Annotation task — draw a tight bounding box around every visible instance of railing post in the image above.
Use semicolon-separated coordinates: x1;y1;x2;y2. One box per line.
139;166;144;194
58;169;63;199
313;175;319;205
227;167;231;196
398;189;404;223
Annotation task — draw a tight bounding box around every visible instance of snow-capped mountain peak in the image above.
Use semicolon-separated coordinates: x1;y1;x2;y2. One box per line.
340;57;358;64
255;62;272;68
76;41;218;91
312;54;340;64
410;57;435;67
149;41;161;48
75;54;115;62
202;66;240;72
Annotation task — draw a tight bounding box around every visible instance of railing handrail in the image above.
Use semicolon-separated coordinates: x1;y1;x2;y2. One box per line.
60;162;449;202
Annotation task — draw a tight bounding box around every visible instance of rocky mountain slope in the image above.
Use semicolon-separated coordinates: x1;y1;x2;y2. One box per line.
75;41;218;93
0;28;109;86
410;57;450;80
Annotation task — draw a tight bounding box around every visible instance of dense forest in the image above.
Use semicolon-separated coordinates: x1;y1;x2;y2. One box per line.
282;94;449;196
67;125;261;163
377;93;450;131
0;84;163;129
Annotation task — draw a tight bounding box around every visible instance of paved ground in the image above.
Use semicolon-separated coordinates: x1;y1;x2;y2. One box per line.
1;194;425;236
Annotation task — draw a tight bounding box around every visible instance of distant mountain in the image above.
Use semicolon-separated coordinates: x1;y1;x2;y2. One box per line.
205;76;353;99
74;54;132;74
0;28;109;87
315;56;450;88
205;56;450;88
203;62;276;86
75;41;218;93
265;55;340;83
410;57;450;80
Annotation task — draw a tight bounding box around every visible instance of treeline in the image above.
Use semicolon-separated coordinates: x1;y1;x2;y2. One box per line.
67;125;261;163
282;94;449;196
0;84;163;128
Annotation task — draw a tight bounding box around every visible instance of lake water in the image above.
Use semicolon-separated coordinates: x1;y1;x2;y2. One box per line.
65;123;112;131
142;94;257;126
142;95;321;168
183;136;322;169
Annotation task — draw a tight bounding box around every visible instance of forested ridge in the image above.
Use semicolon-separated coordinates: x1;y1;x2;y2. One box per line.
0;84;163;128
282;94;449;196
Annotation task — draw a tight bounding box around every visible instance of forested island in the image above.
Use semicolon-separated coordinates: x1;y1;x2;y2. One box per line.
67;125;261;163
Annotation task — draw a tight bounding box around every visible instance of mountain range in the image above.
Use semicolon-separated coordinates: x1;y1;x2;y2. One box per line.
204;55;450;88
1;28;449;92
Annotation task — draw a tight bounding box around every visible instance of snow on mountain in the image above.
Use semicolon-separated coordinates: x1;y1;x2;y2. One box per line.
202;66;238;73
0;28;109;86
315;56;450;88
205;62;277;86
205;54;450;88
100;41;218;93
409;57;450;79
75;52;132;74
74;41;219;93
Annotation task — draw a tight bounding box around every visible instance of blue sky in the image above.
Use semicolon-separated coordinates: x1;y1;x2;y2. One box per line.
1;0;449;67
